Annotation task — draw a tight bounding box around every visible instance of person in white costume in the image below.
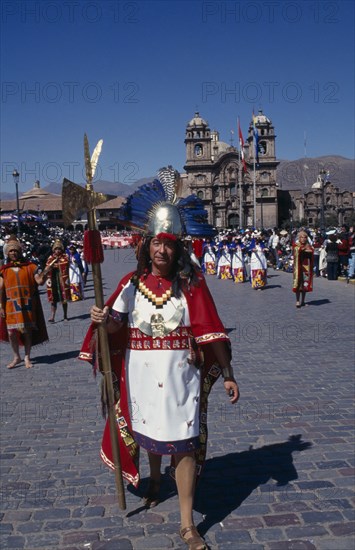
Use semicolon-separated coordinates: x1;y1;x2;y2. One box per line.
231;238;246;283
249;235;268;289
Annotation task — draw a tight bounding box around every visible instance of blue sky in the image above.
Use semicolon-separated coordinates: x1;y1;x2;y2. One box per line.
1;0;354;192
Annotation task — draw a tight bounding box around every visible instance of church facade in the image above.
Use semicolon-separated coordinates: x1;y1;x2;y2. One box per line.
183;111;354;229
183;110;279;229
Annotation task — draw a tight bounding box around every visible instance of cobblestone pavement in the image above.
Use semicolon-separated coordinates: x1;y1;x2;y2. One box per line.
1;249;354;550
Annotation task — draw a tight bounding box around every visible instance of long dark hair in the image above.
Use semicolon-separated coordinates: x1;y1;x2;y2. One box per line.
132;237;200;297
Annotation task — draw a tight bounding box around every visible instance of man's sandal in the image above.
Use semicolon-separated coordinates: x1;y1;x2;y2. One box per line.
180;525;207;550
142;479;160;508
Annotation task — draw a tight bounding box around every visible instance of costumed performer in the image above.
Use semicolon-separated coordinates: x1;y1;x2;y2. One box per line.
67;243;85;301
216;239;233;280
201;239;216;275
80;167;239;550
44;240;71;322
231;237;246;283
249;234;268;289
0;237;48;369
292;230;314;307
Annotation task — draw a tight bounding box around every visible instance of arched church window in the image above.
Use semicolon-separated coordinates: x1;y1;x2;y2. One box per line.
194;144;203;157
258;141;267;155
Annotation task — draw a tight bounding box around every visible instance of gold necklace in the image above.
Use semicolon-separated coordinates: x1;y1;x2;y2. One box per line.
137;279;172;308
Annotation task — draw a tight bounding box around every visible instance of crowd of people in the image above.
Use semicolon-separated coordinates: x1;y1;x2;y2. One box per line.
196;224;355;285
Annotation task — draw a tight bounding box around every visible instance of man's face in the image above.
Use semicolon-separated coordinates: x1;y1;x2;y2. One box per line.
149;237;176;274
8;248;20;260
54;247;62;256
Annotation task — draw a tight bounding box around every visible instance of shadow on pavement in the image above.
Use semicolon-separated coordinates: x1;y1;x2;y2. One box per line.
194;434;312;535
34;350;80;364
261;284;282;289
305;299;331;306
126;471;177;517
65;313;91;321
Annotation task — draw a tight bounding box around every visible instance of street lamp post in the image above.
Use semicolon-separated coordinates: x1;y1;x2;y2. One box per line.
12;170;21;238
319;169;327;232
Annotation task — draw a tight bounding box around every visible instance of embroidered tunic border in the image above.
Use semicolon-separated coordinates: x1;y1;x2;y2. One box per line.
195;332;229;344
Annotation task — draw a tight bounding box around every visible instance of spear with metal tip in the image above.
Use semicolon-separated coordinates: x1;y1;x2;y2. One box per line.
62;135;126;510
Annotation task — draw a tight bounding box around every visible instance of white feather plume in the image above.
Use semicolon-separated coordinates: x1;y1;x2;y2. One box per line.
91;139;103;179
157;165;177;202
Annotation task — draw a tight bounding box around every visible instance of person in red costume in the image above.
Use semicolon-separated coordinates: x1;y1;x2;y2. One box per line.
80;168;239;550
0;238;48;369
292;230;314;308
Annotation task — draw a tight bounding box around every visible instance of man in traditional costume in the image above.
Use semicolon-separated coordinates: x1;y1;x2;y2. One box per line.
44;240;71;322
0;238;48;369
80;168;239;550
292;230;314;307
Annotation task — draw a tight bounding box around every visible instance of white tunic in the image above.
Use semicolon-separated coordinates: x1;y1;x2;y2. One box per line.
112;279;201;451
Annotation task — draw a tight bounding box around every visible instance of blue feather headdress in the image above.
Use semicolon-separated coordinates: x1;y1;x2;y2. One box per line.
118;166;216;238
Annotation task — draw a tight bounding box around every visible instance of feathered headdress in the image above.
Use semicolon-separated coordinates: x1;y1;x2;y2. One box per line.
52;239;64;251
118;166;216;238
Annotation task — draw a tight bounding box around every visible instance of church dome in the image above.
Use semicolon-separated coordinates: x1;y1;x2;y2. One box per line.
188;112;209;128
253;109;271;125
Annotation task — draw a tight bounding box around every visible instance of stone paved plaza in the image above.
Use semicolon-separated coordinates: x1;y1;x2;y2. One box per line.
1;249;354;549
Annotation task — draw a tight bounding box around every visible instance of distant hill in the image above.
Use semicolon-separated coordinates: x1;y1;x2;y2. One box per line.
276;156;355;191
43;177;152;198
1;157;354;201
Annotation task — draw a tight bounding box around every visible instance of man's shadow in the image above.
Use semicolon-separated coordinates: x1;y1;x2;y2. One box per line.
304;299;330;306
194;434;312;535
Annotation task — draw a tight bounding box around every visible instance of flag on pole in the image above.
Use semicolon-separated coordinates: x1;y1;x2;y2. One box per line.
252;110;259;165
238;118;247;172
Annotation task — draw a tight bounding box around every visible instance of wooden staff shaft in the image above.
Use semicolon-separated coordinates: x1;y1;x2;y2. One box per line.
87;208;126;510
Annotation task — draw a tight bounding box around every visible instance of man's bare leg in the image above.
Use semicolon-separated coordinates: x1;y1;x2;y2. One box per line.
175;452;205;548
175;452;196;529
23;331;33;368
7;331;22;368
144;452;162;507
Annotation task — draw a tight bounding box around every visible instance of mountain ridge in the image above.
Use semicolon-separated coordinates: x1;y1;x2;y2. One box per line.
1;156;353;200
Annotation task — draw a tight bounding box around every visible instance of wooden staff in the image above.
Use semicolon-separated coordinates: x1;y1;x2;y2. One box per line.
83;134;126;510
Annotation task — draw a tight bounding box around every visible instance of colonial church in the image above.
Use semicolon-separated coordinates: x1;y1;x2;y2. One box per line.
184;110;279;228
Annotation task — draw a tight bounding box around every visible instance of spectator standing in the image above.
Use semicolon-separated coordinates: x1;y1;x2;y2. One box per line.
268;227;280;268
337;225;350;277
348;226;355;280
325;233;339;281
